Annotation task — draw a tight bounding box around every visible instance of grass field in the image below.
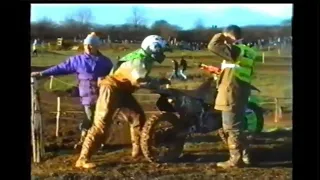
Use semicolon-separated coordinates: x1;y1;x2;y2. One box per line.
31;48;292;179
31;49;292;110
32;48;292;66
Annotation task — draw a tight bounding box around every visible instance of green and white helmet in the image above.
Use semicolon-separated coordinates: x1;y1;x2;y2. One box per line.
141;35;171;54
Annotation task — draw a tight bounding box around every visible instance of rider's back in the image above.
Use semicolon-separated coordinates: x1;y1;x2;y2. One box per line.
103;49;154;93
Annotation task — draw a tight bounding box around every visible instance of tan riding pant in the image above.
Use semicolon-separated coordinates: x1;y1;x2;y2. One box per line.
78;78;146;160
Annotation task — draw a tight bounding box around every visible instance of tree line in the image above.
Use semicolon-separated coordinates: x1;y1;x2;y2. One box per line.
31;7;292;44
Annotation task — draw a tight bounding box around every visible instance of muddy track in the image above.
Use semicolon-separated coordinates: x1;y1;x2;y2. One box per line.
32;130;292;179
33;110;292;178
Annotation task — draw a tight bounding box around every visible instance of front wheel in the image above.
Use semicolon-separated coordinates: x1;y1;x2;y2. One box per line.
244;102;264;133
140;113;186;163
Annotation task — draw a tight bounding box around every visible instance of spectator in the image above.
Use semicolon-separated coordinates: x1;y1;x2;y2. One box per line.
31;32;114;149
32;39;38;57
207;25;258;169
169;59;179;80
179;57;188;80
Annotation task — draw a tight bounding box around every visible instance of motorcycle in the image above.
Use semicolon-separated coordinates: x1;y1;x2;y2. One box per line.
140;64;264;163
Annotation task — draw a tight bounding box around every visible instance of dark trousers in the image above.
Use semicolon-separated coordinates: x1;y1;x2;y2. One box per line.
79;105;96;131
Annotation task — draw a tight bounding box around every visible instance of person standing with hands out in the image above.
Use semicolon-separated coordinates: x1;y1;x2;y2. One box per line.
31;32;114;149
207;25;259;169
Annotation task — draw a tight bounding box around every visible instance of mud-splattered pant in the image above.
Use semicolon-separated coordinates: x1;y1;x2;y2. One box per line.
222;108;249;163
78;81;145;160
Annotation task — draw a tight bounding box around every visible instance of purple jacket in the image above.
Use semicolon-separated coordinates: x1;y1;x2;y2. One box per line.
41;53;113;105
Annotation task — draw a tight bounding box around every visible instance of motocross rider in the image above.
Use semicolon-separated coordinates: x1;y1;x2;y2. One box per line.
75;35;171;169
207;25;258;168
31;32;113;149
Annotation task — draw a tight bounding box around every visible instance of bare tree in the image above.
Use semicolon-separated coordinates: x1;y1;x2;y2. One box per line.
31;14;293;43
194;18;205;30
127;7;146;27
64;8;94;39
31;17;57;40
72;7;94;25
281;18;292;26
150;20;178;40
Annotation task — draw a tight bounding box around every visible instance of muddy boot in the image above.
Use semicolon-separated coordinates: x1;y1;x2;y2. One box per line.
132;143;141;158
241;134;251;165
242;147;250;165
130;126;141;158
74;130;87;149
100;143;105;150
217;136;244;169
75;133;97;169
75;157;96;169
218;128;228;144
217;151;244;169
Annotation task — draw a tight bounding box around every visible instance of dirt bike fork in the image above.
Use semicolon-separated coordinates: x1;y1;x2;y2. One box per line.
199;109;209;129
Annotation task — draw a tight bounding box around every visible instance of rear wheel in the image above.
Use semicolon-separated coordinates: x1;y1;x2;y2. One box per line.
140;113;186;163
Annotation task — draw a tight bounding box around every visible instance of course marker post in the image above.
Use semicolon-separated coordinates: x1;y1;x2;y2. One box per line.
49;76;54;89
274;98;279;124
56;97;61;137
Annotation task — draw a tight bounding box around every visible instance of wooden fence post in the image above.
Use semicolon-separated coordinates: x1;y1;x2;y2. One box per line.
56;97;61;137
278;104;283;120
49;76;54;89
274;98;279;124
31;77;45;163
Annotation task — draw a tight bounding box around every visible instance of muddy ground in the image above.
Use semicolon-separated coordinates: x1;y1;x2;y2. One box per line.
31;66;292;180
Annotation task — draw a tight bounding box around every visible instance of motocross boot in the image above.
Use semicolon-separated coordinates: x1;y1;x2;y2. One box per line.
130;125;141;158
242;138;251;165
75;157;96;169
216;134;244;169
75;129;99;169
242;149;250;165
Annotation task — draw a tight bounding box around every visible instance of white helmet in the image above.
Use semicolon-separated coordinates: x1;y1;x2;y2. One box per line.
141;35;170;54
